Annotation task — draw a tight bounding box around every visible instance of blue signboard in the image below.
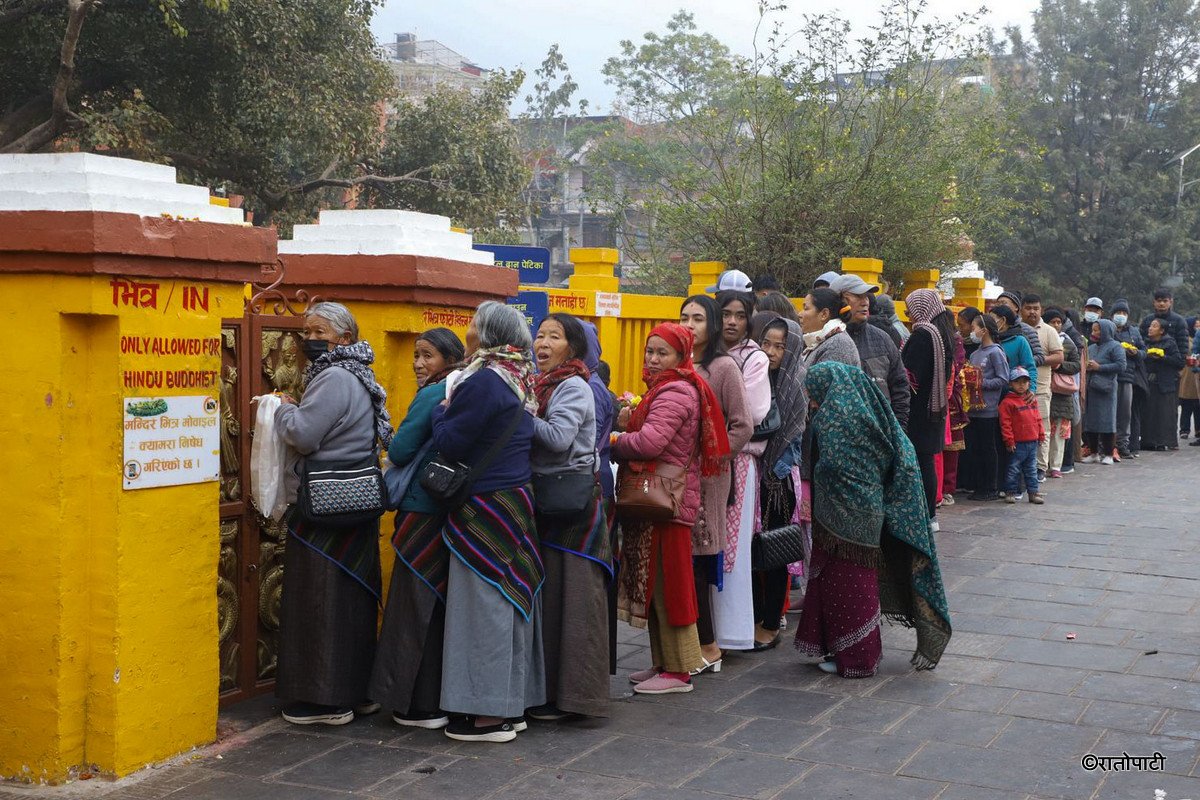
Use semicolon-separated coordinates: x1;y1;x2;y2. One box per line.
507;290;549;337
474;244;551;284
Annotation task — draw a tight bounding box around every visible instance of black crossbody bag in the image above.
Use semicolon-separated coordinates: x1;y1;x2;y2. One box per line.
420;404;526;511
297;454;386;528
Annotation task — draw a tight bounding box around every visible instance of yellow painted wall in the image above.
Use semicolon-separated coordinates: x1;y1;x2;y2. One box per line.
1;273;242;782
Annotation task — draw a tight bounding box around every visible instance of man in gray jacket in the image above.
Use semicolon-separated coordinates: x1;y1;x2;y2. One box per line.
830;274;911;428
995;290;1046;366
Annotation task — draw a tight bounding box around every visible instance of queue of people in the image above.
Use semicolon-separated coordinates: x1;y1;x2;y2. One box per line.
264;276;1193;744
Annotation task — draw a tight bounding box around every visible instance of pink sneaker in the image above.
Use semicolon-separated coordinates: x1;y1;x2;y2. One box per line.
628;667;661;684
1048;469;1062;478
633;673;693;695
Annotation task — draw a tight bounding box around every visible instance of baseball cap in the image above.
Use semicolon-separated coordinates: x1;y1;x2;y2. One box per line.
1084;297;1104;309
813;270;841;288
1010;366;1030;380
706;269;753;293
829;274;880;296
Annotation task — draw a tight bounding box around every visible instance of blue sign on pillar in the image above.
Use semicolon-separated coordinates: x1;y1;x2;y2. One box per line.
474;244;552;284
507;290;549;338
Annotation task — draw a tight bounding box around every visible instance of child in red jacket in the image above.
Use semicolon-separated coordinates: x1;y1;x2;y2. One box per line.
999;367;1046;504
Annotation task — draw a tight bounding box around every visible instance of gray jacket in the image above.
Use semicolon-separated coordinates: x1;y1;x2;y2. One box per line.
846;321;911;427
531;376;597;475
804;331;862;369
275;367;377;503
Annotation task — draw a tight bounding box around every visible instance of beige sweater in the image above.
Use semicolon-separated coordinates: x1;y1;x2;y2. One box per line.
692;354;753;556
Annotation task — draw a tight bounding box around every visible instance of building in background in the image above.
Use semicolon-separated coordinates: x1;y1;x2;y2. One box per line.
382;33;491;100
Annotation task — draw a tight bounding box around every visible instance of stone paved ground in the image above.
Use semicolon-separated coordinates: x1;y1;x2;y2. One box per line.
5;448;1200;800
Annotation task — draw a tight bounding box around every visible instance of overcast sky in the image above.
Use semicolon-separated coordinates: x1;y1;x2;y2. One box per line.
371;0;1042;113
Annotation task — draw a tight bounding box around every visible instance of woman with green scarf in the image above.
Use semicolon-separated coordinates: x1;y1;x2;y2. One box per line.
795;361;951;678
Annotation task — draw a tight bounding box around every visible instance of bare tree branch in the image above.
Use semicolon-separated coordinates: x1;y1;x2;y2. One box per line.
0;0;96;153
0;0;61;25
263;165;441;203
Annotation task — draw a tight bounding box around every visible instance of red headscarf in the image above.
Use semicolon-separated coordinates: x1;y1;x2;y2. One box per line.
627;322;730;476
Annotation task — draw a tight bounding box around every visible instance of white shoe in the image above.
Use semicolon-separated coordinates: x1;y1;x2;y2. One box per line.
930;520;940;533
1100;456;1114;465
817;660;838;674
1081;454;1100;464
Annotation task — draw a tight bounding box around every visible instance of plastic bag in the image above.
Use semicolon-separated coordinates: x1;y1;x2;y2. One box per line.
250;394;290;521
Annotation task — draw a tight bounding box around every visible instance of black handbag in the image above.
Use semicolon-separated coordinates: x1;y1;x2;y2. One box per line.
420;404;525;510
297;455;386;527
751;524;806;571
533;457;596;516
750;400;782;441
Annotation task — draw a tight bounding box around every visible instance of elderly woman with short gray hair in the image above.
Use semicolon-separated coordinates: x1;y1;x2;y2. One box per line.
432;300;545;743
274;301;393;726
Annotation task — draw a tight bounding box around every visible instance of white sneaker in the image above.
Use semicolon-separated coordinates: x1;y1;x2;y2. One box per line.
1081;454;1100;464
930;519;940;533
1100;456;1114;465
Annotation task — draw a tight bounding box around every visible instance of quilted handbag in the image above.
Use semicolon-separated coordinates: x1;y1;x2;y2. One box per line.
751;524;806;571
298;455;386;527
420;404;525;511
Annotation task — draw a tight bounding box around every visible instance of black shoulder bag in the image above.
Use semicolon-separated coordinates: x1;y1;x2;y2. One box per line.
297;452;387;528
420;404;526;511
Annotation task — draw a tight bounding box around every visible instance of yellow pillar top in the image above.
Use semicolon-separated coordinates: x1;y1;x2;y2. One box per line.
901;268;942;297
687;260;725;296
840;257;884;281
567;247;620;292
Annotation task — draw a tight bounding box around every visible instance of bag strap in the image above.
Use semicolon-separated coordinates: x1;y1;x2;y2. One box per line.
465;402;526;484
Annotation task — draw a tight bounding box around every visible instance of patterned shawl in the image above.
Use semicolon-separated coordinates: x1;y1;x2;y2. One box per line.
804;360;952;669
903;289;949;417
457;344;537;412
629;323;730;477
534;358;591;417
303;340;394;448
751;313;808;473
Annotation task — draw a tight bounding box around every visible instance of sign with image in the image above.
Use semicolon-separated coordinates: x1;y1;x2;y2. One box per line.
123;395;221;490
474;244;551;284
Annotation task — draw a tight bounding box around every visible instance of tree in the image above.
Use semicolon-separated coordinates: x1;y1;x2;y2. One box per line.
982;0;1200;311
1;1;385;226
581;4;1016;294
362;70;530;235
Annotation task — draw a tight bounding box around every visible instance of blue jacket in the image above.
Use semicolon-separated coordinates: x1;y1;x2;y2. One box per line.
387;381;445;514
432;368;534;494
997;329;1037;393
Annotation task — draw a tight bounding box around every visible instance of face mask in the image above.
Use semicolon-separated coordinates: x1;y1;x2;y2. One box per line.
1090;333;1101;343
1083;311;1099;323
1113;314;1128;326
969;331;982;344
302;339;332;361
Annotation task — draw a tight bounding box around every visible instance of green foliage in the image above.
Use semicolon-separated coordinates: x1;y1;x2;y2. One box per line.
1;1;385;224
584;3;1015;294
365;70;529;233
981;0;1200;312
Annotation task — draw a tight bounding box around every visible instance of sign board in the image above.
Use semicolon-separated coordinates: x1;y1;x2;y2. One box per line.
507;290;549;337
474;244;551;284
595;291;623;317
123;395;221;489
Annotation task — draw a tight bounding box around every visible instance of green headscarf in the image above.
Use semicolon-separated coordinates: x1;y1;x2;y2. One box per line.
804;361;952;669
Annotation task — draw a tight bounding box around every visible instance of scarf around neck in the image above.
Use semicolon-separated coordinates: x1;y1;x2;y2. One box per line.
303;340;393;448
534;358;591;417
802;319;847;352
457;345;537;412
752;314;808;472
628;322;730;477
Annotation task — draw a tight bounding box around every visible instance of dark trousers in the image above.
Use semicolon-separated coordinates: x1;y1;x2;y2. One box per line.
915;450;938;520
1084;431;1115;455
964;417;1000;493
1005;440;1039;496
752;567;791;632
1180;398;1200;434
693;558;716;646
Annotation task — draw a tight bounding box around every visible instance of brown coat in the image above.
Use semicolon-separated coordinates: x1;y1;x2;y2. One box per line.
1179;367;1200;401
692;354;752;555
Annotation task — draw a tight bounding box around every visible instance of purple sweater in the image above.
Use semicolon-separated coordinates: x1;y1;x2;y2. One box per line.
968;343;1011;419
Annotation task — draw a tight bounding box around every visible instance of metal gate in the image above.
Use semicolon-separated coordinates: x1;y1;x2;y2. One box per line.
218;265;321;704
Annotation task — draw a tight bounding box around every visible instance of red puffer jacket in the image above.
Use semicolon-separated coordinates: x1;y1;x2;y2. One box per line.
998;390;1045;449
612;380;702;526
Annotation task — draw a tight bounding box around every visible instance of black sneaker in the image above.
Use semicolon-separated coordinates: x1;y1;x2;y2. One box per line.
526;703;575;722
392;710;450;729
282;702;354;726
968;491;1000;502
444;717;517;743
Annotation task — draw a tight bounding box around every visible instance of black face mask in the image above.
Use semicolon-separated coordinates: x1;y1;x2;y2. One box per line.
302;339;332;361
